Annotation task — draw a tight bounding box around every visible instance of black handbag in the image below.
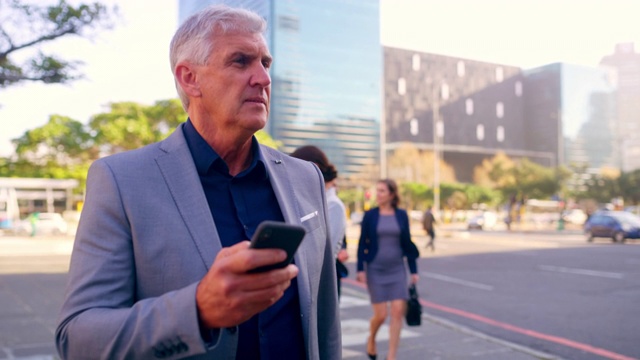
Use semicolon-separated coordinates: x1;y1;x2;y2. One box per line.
336;259;349;278
405;283;422;326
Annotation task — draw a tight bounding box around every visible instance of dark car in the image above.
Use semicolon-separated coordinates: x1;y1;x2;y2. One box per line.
584;211;640;243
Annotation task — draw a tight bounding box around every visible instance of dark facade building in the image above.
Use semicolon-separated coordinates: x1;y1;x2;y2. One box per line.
384;47;555;182
179;0;382;178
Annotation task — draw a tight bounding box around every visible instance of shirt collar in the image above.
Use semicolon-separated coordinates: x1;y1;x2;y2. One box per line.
182;119;267;179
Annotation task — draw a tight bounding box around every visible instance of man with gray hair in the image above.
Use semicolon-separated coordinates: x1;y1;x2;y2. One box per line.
56;5;341;359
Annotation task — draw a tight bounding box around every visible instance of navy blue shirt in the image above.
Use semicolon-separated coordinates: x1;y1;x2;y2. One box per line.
183;120;306;360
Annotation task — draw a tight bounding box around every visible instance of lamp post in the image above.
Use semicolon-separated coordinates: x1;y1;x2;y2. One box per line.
432;86;443;216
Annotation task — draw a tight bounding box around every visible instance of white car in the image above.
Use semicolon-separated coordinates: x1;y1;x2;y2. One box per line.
562;209;588;225
17;212;68;236
467;211;498;230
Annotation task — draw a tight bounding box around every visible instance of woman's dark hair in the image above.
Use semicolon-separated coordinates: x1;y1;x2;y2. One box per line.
379;178;400;208
290;145;338;183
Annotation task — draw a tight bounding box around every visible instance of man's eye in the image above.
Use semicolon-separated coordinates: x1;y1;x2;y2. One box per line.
234;56;248;65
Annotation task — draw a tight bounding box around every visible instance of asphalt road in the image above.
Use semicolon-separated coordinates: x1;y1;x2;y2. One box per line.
403;229;640;360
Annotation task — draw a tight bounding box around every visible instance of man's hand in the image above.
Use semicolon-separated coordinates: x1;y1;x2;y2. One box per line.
195;241;299;329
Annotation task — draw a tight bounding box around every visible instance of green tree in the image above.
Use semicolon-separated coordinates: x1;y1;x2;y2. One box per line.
1;99;283;189
474;153;567;201
619;169;640;205
90;101;180;155
255;130;281;150
0;0;116;88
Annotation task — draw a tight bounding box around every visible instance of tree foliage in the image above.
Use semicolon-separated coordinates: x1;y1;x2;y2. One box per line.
0;0;117;88
1;99;282;190
387;142;456;184
473;152;568;201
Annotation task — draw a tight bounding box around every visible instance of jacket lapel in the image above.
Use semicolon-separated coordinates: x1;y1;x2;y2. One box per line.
260;146;313;322
155;124;221;269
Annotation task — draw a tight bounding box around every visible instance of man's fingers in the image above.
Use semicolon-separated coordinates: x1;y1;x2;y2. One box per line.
217;240;250;258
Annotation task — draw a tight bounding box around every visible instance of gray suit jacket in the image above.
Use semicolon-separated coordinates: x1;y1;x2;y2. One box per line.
55;124;341;359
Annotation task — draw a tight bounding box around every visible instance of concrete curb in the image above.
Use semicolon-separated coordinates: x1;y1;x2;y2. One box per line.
421;312;565;360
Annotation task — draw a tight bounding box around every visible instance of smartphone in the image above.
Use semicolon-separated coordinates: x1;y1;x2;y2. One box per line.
248;221;306;273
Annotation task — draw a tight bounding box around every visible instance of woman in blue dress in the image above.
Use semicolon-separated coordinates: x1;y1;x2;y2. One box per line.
357;179;419;360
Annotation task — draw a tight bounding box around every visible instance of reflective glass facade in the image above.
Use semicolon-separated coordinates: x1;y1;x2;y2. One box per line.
179;0;382;177
524;63;618;170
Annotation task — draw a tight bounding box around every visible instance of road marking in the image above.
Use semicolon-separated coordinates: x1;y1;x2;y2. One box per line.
538;265;624;279
421;272;494;291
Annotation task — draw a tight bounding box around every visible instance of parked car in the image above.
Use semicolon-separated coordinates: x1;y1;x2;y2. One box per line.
467;211;498;230
584;211;640;243
16;212;68;236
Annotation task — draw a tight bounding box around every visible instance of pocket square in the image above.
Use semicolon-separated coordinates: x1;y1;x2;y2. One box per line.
300;211;318;223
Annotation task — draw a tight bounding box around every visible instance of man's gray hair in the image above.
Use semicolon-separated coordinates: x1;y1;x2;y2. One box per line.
170;5;267;110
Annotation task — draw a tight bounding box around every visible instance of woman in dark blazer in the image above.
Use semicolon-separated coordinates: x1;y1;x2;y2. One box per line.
357;179;419;360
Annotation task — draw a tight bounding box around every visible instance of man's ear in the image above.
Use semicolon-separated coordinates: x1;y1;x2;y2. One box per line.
175;62;202;98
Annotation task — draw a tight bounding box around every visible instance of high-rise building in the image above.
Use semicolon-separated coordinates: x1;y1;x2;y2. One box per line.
178;0;382;178
524;63;618;171
600;42;640;172
384;47;555;183
384;48;619;183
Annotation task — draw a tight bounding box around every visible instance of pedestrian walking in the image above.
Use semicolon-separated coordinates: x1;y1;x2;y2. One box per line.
357;179;420;360
423;206;436;251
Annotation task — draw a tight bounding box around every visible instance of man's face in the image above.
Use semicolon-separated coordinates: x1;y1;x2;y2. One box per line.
196;31;272;134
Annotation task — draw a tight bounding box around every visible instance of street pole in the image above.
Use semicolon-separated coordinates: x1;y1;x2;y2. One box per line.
432;86;441;216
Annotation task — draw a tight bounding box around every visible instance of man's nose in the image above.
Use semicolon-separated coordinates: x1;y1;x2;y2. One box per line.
251;64;271;88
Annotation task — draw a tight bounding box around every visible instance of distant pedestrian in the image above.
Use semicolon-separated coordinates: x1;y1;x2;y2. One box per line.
423;206;436;251
29;212;39;237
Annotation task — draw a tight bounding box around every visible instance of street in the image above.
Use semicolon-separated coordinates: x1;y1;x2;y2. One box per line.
1;226;638;359
401;228;640;360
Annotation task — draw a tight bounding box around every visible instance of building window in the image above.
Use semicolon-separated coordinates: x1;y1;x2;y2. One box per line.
465;98;474;115
398;78;406;95
441;83;450;100
497;126;505;142
278;15;300;31
515;81;523;97
496;67;504;82
436;121;444;138
412;54;420;71
476;124;484;141
410;118;418;136
457;61;465;77
496;102;504;118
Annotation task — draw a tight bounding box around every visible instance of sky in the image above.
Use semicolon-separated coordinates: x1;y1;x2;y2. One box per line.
1;0;639;156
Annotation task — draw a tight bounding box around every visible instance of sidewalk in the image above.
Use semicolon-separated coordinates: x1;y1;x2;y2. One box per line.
339;280;562;360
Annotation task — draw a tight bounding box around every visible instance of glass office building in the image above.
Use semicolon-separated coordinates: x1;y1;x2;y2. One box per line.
178;0;382;177
524;63;618;171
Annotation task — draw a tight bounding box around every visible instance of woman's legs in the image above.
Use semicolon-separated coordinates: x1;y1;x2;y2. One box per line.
387;299;406;360
367;302;388;355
